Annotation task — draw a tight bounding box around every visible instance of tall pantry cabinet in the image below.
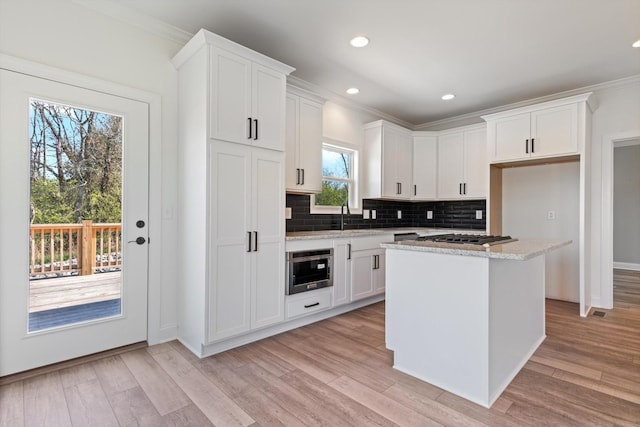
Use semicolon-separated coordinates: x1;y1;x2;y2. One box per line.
172;29;295;356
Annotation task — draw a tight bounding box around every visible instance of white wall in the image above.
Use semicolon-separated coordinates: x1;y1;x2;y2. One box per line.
0;0;184;343
589;79;640;304
613;143;640;266
502;163;581;302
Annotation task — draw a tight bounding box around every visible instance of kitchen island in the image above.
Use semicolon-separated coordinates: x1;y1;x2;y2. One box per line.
381;238;570;408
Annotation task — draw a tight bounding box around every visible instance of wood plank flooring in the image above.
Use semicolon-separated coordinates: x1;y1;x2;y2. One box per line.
2;269;640;426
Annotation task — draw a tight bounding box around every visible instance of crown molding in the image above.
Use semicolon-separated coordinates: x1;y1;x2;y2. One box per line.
72;0;193;44
415;74;640;131
287;75;414;130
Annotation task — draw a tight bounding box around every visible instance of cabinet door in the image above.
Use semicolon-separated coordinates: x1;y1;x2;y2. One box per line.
297;97;323;193
284;94;299;190
530;103;578;158
210;47;252;144
251;149;285;328
351;250;375;301
252;63;287;151
396;133;413;199
437;132;464;199
381;130;400;198
493;113;530;161
332;239;351;307
372;250;385;295
208;142;251;342
413;136;437;200
462;128;487;198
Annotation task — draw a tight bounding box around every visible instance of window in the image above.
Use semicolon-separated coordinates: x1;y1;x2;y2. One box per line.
311;142;359;214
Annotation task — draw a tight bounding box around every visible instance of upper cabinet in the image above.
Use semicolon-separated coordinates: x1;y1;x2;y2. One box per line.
363;121;413;200
437;125;487;199
483;93;597;163
172;29;295;152
285;87;323;193
412;133;438;200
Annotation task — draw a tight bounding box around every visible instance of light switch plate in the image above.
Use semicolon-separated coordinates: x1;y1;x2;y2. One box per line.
363;209;370;220
371;210;377;219
397;210;402;219
427;210;433;219
285;207;292;219
476;210;483;220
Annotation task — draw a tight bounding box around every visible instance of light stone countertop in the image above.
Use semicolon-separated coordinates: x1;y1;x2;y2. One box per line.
381;238;572;261
285;227;483;241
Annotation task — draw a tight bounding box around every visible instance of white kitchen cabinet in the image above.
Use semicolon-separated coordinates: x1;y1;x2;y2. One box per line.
483;94;597;163
172;29;292;356
363;120;413;200
437;125;487;199
332;238;352;307
209;141;285;342
351;249;385;301
412;133;438;200
285;89;323;193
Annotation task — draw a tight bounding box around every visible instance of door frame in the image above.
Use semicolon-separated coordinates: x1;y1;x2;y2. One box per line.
0;53;166;345
601;130;640;309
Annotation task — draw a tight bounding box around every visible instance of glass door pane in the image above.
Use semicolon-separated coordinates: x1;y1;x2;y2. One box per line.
28;99;123;332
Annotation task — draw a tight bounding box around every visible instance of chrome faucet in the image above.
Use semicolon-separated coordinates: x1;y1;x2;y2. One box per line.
341;202;350;231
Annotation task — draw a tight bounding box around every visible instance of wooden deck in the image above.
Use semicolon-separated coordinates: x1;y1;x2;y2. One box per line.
29;272;121;313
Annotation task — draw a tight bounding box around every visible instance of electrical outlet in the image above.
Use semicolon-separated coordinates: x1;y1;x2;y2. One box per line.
285;207;292;219
397;210;402;219
363;209;370;220
547;210;556;220
371;210;376;219
476;210;483;220
426;210;433;220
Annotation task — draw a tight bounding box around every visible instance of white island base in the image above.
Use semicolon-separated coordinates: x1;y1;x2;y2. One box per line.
384;248;547;408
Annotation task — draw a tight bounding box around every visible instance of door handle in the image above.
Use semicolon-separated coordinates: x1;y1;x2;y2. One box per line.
128;237;146;245
247;231;252;252
253;119;258;140
247;117;252;139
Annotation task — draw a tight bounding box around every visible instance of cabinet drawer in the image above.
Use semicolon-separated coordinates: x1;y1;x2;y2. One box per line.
286;289;332;319
350;234;394;252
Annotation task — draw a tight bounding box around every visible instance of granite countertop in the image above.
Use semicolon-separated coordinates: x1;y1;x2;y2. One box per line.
285;227;484;241
381;238;572;261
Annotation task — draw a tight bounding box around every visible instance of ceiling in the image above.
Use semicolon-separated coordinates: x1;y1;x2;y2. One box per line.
105;0;640;127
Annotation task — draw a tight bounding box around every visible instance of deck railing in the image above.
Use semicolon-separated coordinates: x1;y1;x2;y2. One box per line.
29;221;122;278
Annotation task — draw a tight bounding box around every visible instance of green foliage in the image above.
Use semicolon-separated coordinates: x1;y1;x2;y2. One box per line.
315;180;348;207
30;179;75;224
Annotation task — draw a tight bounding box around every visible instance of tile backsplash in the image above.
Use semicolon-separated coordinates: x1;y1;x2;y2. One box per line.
286;194;486;232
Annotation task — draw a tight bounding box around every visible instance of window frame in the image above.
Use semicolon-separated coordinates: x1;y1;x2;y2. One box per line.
310;139;360;215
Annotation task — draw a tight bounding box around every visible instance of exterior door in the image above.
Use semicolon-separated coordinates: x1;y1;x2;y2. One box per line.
0;69;149;375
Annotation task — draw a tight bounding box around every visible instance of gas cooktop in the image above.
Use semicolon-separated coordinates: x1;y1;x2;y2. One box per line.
416;234;517;247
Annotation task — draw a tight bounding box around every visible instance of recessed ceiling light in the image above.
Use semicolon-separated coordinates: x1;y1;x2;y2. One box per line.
350;36;369;48
441;94;455;100
346;87;360;95
633;39;640;48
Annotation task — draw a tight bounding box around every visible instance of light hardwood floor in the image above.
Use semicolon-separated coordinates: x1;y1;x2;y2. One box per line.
2;269;640;426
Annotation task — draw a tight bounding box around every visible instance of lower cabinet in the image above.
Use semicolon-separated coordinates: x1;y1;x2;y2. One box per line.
351;248;386;301
332;238;352;307
208;141;285;343
286;288;332;319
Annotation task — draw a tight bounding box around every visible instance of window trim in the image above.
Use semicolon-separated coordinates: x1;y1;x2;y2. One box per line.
310;139;360;215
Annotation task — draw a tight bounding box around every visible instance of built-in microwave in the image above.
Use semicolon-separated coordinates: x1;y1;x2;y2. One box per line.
286;248;333;295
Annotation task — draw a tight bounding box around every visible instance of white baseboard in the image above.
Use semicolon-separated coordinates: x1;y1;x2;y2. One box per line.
613;262;640;271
